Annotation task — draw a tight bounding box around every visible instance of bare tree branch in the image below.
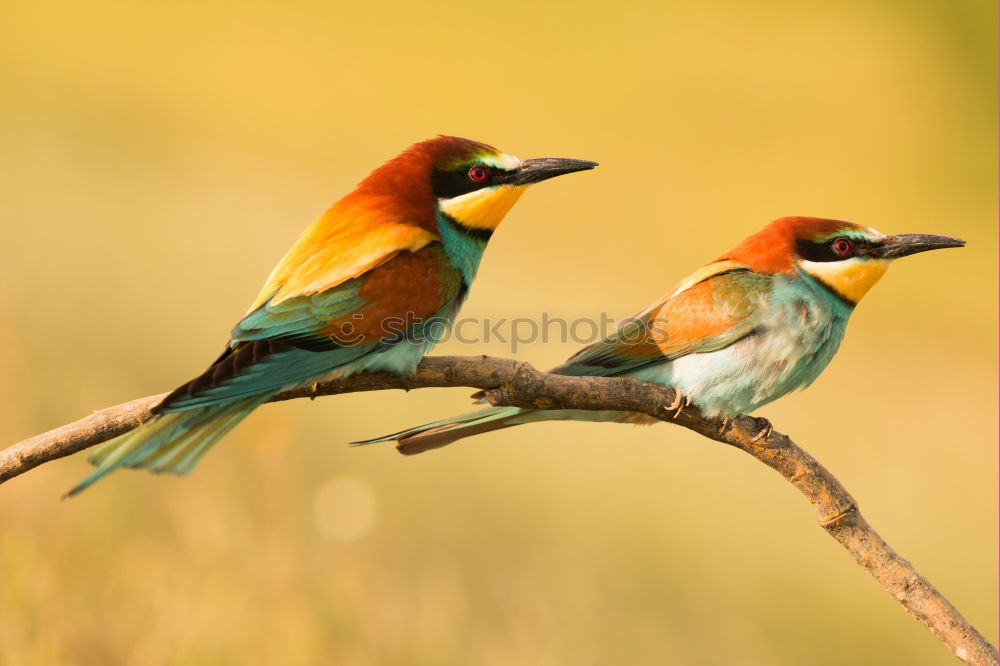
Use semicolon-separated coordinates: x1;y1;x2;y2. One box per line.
2;355;995;664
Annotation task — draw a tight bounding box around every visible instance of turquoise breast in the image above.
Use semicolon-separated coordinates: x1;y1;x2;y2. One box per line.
630;271;853;416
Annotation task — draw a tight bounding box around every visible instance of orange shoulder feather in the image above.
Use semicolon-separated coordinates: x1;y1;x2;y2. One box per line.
249;198;437;311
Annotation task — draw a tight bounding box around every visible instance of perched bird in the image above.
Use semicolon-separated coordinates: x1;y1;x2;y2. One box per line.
69;136;596;495
359;217;964;453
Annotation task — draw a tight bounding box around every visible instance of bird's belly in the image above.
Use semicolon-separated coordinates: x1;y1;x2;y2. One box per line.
632;309;846;416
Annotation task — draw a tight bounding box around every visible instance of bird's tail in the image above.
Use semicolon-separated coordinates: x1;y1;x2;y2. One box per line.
353;406;541;455
354;405;652;455
66;395;269;497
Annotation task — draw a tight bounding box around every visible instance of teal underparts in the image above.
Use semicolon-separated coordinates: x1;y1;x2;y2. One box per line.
435;210;489;285
630;271;854;415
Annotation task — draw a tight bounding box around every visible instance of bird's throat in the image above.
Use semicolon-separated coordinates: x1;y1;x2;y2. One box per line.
436;212;490;285
437;185;525;231
797;258;889;304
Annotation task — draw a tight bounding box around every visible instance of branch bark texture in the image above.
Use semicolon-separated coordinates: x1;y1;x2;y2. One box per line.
1;355;995;664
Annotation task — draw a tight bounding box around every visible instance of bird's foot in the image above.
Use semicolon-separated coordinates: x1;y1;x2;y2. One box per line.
310;383;320;400
749;416;772;443
718;415;732;435
665;390;689;419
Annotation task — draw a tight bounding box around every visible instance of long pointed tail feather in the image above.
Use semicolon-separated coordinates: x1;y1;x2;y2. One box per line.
66;395;268;497
354;406;650;455
353;406;538;455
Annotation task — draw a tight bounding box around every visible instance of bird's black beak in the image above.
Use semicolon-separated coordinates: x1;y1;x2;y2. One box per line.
513;158;598;185
876;234;966;259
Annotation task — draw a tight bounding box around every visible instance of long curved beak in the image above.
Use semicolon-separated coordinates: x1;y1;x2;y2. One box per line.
876;234;966;259
513;158;598;185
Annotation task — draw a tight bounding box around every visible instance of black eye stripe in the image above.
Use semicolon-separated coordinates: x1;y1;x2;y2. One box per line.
796;237;877;262
431;165;516;199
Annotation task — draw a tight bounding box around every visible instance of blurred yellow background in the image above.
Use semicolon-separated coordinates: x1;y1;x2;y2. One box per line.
1;0;995;664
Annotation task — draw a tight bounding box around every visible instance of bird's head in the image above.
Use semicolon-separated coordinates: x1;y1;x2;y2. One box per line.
352;135;597;235
722;217;965;305
429;139;598;236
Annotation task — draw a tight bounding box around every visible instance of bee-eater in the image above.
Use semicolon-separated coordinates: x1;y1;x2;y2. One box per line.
68;136;597;495
359;217;964;453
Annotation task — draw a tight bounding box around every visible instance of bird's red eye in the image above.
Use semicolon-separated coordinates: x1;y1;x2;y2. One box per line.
468;166;488;182
832;238;853;254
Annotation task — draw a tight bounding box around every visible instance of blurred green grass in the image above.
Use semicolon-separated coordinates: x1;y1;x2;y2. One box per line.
1;0;995;664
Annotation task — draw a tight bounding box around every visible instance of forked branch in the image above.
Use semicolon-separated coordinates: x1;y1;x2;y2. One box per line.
1;355;995;664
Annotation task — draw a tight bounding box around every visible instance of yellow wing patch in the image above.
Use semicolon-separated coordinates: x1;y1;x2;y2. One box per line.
248;199;437;311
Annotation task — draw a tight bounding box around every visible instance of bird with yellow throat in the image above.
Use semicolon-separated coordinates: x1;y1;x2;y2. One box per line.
359;217;964;452
69;136;596;495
